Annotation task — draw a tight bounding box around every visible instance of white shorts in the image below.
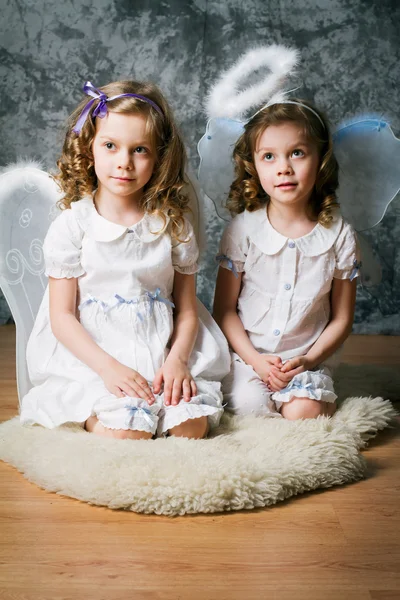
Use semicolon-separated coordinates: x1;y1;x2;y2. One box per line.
222;358;337;417
92;378;223;437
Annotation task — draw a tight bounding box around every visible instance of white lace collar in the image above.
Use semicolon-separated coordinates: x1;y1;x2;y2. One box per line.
71;197;168;242
244;207;343;257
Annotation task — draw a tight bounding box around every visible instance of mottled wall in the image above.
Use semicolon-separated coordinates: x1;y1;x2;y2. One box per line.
0;0;399;334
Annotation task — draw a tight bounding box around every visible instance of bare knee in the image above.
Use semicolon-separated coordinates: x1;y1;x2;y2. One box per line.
85;416;153;440
169;416;209;439
111;429;153;440
280;398;336;421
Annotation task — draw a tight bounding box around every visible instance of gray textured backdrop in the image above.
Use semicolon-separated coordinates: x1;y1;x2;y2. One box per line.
0;0;399;334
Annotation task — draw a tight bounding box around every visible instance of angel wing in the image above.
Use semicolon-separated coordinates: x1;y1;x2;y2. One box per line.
183;169;206;254
333;118;400;231
197;117;243;222
0;164;62;402
333;118;400;287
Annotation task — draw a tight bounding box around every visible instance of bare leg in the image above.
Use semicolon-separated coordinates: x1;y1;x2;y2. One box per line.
168;416;209;439
280;397;336;421
85;416;153;440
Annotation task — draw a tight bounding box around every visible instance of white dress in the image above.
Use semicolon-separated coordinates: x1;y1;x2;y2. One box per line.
218;207;360;416
20;197;230;435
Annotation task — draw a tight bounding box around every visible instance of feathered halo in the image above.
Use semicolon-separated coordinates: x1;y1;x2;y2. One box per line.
205;45;299;120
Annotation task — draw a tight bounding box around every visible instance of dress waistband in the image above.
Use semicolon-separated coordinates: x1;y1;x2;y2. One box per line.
78;288;175;317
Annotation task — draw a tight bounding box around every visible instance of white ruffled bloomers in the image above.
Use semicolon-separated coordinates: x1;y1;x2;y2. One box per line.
91;379;223;436
21;379;223;437
271;369;337;408
222;357;337;417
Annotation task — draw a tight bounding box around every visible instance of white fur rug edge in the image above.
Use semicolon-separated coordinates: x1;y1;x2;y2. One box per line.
0;396;397;516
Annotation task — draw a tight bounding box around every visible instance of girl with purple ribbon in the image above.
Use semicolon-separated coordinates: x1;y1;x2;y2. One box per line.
213;100;361;420
20;80;230;439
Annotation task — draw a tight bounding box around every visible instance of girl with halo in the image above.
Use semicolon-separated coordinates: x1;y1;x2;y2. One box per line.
204;47;361;420
20;80;230;439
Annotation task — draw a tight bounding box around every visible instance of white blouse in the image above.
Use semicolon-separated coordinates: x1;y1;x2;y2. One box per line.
44;196;199;304
218;208;360;365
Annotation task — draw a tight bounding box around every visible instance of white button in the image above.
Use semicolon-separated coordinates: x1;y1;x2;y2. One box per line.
284;283;291;290
288;241;295;248
273;329;280;336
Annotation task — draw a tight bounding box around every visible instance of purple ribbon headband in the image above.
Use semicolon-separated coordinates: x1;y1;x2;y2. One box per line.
73;81;163;134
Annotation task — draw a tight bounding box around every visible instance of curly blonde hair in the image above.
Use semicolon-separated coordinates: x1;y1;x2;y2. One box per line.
227;99;339;227
55;80;190;241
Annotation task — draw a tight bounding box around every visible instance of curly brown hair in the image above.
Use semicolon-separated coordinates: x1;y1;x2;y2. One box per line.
227;99;339;227
55;80;190;241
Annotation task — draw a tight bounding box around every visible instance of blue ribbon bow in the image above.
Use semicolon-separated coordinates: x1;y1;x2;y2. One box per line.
113;294;144;321
216;254;239;278
125;405;154;428
78;294;109;312
145;288;175;312
279;380;317;399
79;289;174;321
350;259;362;281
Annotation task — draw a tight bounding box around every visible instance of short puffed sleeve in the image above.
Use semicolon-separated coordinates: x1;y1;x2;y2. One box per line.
217;213;249;274
333;221;361;280
171;217;199;275
43;209;85;279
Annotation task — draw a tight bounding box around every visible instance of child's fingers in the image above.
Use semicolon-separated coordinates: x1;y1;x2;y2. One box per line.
266;355;282;367
190;379;197;397
280;361;292;373
135;374;155;397
266;377;281;392
268;373;286;391
152;370;163;394
171;379;183;406
182;379;191;402
281;359;298;373
132;378;155;404
284;366;304;379
270;367;292;384
119;381;139;398
163;378;173;406
266;374;279;390
123;380;152;403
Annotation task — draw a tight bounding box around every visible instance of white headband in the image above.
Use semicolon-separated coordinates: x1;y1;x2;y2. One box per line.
254;99;326;129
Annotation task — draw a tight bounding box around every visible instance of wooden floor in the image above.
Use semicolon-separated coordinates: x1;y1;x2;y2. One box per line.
0;324;399;600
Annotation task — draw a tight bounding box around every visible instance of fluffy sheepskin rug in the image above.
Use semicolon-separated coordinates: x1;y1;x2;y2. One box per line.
0;394;396;516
